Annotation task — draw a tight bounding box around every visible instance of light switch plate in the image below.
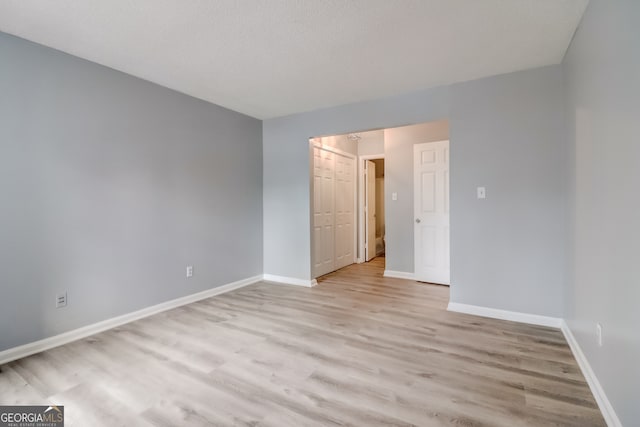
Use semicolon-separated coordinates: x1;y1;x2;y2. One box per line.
477;187;486;199
392;192;398;201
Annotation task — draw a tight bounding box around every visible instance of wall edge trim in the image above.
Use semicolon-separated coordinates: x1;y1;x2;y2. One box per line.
383;270;416;280
560;320;622;427
447;302;562;328
262;274;317;287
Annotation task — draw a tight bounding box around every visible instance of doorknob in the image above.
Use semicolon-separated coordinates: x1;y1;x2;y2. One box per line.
415;218;421;223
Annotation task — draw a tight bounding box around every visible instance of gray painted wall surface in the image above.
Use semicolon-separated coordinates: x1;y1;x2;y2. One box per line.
563;0;640;423
264;65;566;318
449;66;566;317
0;33;263;351
383;121;449;273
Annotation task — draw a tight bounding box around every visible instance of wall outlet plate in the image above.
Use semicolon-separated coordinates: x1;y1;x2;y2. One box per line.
56;292;67;308
186;265;193;278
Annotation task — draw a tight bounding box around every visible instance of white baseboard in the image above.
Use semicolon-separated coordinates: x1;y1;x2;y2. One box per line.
446;303;616;424
383;270;415;280
560;321;622;427
447;302;563;328
0;274;263;365
262;274;317;287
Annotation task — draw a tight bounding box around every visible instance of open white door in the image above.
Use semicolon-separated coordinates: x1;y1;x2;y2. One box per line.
365;160;376;262
414;141;450;284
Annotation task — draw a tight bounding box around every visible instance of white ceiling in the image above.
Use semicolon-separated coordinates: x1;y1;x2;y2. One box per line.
0;0;588;119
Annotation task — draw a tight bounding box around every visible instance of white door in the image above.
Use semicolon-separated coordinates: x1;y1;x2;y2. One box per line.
313;147;335;277
335;154;355;269
365;160;376;262
414;141;450;284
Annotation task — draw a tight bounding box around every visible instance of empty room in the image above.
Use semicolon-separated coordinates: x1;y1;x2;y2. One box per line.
0;1;637;426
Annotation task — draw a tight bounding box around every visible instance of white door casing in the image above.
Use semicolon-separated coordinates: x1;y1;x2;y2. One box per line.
358;154;384;263
366;160;376;262
414;140;450;284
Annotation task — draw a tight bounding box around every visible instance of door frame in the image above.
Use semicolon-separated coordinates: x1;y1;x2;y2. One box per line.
358;154;385;263
309;139;358;278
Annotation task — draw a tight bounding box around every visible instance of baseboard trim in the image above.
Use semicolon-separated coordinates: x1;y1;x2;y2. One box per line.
262;274;317;287
560;321;622;427
446;303;616;424
447;302;563;328
383;270;415;280
0;274;263;365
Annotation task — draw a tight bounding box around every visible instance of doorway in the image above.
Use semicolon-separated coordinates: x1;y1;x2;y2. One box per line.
310;121;448;282
359;156;385;263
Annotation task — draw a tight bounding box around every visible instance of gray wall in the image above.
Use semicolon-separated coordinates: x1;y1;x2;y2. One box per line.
0;33;263;351
563;0;640;424
383;121;450;273
264;65;566;318
449;67;566;317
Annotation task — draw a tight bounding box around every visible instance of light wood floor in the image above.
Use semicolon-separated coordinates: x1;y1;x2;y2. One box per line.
0;257;605;426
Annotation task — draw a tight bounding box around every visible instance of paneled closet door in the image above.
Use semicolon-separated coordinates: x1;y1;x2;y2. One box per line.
335;154;355;270
313;147;335;277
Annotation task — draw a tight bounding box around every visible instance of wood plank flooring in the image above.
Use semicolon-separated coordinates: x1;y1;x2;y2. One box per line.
0;257;605;426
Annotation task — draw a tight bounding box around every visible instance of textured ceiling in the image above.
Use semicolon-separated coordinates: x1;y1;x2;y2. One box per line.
0;0;588;119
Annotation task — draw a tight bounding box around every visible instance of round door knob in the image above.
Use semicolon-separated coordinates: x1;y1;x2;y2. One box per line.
415;218;421;223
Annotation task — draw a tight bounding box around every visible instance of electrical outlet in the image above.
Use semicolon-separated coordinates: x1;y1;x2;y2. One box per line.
56;292;67;308
186;265;193;278
392;192;398;201
596;323;603;347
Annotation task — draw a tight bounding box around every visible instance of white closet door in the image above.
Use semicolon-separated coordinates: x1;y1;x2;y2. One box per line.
335;154;355;269
313;147;335;277
313;146;356;278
